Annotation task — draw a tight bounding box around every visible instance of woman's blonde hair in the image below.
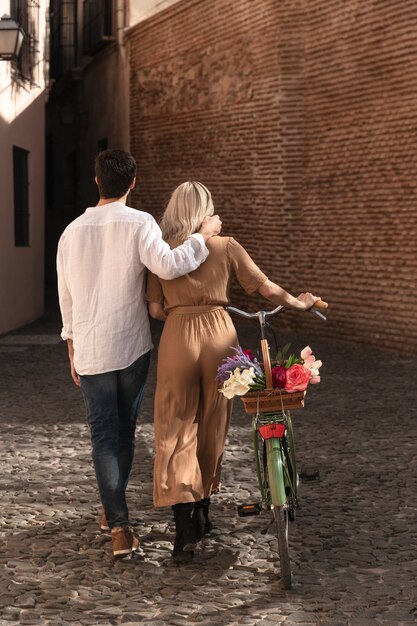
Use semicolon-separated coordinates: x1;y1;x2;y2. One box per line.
160;181;214;244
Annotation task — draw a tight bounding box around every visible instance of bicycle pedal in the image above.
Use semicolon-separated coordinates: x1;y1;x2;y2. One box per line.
299;470;320;483
237;503;262;517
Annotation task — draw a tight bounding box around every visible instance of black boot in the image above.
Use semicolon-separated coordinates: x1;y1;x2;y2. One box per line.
172;503;197;561
192;497;213;540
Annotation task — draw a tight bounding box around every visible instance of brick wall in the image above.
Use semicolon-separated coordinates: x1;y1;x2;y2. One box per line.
296;0;417;353
128;0;417;354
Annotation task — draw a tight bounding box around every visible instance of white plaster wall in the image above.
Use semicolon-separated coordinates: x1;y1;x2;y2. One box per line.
0;0;47;334
128;0;183;25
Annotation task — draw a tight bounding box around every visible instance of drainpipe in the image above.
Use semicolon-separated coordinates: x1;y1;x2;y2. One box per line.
115;0;126;48
115;0;129;150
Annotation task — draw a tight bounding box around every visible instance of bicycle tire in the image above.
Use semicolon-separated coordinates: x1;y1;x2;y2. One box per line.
273;505;292;590
265;439;292;589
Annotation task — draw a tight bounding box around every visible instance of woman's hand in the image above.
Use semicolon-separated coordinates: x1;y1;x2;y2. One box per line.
296;292;321;310
149;302;167;321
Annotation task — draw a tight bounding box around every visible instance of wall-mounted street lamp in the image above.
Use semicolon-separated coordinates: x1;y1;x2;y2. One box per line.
0;14;25;61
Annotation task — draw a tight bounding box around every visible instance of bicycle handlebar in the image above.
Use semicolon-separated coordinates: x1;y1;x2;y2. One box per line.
226;300;328;321
313;300;328;310
226;304;284;319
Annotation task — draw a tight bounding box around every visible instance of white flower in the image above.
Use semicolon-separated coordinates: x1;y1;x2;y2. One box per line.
309;360;322;377
219;367;256;399
303;356;322;377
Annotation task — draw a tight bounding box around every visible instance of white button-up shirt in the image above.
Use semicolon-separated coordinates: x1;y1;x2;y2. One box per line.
57;201;208;375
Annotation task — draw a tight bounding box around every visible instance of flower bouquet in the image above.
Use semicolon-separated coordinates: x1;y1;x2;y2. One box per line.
217;346;322;414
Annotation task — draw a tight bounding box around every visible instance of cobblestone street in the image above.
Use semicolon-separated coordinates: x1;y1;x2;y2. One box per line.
1;310;417;626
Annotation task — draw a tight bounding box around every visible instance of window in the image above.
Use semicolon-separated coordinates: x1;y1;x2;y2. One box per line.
83;0;113;55
49;0;78;79
13;146;30;247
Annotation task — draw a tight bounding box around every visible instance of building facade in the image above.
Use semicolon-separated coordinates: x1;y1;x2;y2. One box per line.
45;0;128;290
44;0;182;291
44;0;417;354
128;0;417;354
0;0;48;335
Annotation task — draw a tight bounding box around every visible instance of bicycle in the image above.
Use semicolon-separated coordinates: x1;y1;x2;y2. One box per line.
226;300;327;590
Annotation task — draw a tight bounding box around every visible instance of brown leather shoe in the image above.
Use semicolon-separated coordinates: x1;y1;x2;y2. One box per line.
111;526;140;558
100;510;109;532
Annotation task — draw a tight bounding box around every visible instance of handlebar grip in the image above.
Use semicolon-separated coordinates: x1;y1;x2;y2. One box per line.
313;300;328;310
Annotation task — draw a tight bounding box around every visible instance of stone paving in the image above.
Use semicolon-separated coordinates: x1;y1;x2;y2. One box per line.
1;308;417;626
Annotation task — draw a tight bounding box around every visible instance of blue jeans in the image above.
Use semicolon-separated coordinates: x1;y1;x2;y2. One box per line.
79;351;150;528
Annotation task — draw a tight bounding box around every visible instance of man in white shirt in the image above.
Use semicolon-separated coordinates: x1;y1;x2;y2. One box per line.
57;149;221;558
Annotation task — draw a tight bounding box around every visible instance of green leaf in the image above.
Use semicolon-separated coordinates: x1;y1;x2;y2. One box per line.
285;354;295;368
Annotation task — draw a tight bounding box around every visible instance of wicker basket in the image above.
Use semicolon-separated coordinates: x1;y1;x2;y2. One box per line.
240;388;306;414
238;338;306;414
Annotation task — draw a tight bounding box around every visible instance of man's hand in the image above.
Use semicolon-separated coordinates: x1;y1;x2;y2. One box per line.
67;339;81;387
199;215;222;242
70;359;81;387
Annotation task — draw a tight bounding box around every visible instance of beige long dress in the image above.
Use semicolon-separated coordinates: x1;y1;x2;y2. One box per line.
146;236;268;507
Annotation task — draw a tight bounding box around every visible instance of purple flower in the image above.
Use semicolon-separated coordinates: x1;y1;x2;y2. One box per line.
216;346;264;384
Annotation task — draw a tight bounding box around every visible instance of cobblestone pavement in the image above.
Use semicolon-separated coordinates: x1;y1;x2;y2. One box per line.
1;309;417;626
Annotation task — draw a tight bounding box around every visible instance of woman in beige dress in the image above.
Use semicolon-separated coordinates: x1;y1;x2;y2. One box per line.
147;182;319;561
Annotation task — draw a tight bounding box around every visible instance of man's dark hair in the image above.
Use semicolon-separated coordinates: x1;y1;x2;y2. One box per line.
94;149;137;199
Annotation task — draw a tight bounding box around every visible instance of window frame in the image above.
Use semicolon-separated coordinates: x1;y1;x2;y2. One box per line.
13;145;30;248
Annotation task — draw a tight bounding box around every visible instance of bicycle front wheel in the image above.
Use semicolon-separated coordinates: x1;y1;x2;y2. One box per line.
272;505;291;590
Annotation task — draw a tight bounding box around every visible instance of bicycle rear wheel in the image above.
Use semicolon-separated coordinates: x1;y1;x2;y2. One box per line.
272;505;291;590
265;438;293;589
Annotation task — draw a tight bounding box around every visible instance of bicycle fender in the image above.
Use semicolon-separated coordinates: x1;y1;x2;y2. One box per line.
265;439;287;506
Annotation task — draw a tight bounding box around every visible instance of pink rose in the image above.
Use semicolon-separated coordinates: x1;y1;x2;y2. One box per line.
272;365;286;389
300;346;313;361
285;364;311;392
